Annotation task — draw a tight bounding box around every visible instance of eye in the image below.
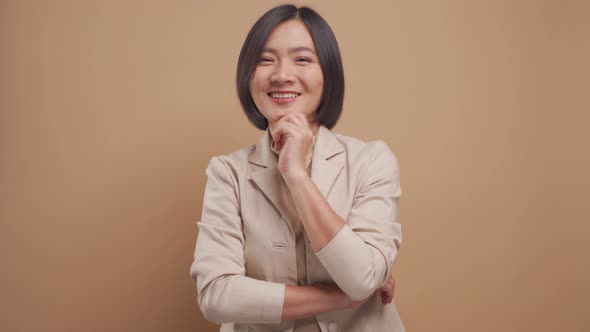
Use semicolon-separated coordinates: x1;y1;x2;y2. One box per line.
258;57;274;64
295;57;312;63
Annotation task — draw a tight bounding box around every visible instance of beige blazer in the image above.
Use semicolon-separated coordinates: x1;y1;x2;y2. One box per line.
191;126;405;332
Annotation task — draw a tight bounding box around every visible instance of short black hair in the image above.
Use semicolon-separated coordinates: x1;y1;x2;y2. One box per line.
236;4;345;130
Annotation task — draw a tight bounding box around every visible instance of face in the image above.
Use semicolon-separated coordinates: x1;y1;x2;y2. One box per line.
249;19;324;132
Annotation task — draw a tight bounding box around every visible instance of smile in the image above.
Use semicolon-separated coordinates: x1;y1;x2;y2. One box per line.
268;92;301;99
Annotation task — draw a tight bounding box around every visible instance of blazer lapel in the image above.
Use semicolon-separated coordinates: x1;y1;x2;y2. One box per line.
311;126;345;197
248;129;294;235
247;126;345;233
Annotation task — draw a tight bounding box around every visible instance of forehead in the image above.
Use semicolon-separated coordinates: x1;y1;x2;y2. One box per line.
263;19;316;51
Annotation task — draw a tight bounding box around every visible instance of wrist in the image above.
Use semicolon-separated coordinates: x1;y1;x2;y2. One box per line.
315;284;350;311
283;169;309;186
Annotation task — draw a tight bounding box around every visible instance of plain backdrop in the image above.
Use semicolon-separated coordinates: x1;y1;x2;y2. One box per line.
1;1;589;331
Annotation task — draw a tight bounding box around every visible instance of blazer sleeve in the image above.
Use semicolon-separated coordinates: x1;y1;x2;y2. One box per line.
314;140;402;300
190;157;285;324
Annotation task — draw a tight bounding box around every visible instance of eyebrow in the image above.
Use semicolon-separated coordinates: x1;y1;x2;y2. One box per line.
261;46;317;55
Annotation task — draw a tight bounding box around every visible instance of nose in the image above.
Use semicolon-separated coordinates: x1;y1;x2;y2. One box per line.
270;61;295;85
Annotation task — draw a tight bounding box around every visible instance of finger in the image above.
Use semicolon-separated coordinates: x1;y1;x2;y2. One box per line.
283;112;312;131
272;123;285;150
381;288;393;301
275;119;300;135
294;111;312;126
274;119;306;143
381;283;393;296
380;291;392;305
291;112;310;129
273;122;299;150
380;291;390;302
272;121;290;150
282;113;310;134
381;278;393;289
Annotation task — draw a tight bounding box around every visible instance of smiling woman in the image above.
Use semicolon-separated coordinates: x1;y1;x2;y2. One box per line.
236;5;344;132
249;19;324;133
190;4;404;332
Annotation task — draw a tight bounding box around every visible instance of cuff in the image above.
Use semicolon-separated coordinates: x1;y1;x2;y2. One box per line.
260;282;285;323
315;225;385;300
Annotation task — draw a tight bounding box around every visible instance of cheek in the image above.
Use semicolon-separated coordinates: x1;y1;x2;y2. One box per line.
315;78;324;94
304;69;324;94
250;70;266;94
249;80;259;96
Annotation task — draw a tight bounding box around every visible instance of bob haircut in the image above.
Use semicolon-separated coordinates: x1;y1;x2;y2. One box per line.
236;4;345;130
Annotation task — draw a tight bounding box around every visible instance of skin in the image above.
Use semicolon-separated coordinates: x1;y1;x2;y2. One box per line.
249;19;395;321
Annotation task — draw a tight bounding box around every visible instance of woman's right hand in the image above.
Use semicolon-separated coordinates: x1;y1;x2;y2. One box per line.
379;272;396;305
347;272;396;308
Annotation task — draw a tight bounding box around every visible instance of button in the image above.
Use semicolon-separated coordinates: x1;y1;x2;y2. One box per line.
328;321;338;332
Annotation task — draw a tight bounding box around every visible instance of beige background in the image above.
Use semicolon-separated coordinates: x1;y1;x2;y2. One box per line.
1;0;589;331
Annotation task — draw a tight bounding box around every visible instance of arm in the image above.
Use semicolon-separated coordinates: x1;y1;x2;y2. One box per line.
191;157;367;324
191;157;284;324
284;141;402;300
281;284;368;321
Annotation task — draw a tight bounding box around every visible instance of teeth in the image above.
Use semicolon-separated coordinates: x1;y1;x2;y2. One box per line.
270;92;299;99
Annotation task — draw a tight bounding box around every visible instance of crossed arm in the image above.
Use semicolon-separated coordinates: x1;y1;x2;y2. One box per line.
192;137;401;324
281;157;398;320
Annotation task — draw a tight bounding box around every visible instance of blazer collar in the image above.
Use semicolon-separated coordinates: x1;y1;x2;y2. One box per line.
247;125;345;224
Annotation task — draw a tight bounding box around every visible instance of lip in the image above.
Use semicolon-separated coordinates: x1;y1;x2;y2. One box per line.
267;91;301;105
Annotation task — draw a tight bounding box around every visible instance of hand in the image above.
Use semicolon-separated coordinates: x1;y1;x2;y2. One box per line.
380;272;395;305
270;113;315;179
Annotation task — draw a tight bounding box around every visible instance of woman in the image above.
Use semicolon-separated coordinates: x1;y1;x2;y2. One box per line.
191;4;404;332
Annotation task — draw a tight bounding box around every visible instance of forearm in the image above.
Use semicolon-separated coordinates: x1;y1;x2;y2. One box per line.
284;172;390;300
196;271;285;324
282;284;349;321
199;274;348;323
284;172;344;252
